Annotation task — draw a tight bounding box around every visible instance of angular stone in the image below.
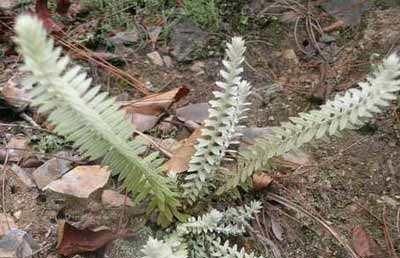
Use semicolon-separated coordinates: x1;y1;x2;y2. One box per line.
10;164;35;188
147;51;164;66
110;30;139;45
0;230;38;258
170;21;208;62
101;190;134;207
32;158;72;189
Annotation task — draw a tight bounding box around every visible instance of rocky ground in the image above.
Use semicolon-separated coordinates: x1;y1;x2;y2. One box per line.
0;0;399;257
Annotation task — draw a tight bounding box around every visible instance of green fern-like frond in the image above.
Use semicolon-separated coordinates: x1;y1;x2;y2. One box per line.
183;37;251;204
14;15;180;224
223;54;400;191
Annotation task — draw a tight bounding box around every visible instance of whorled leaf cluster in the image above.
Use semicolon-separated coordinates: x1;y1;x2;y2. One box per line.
183;37;251;204
141;201;265;258
222;54;400;191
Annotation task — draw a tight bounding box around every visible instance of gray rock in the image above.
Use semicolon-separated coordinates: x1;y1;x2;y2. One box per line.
0;230;39;258
32;158;72;189
110;31;140;45
170;21;208;62
0;0;19;10
162;56;173;68
147;51;164;66
10;164;35;188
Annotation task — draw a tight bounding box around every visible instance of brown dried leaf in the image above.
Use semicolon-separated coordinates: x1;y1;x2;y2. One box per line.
252;172;273;191
352;225;381;258
57;221;116;256
44;166;111;198
122;86;189;132
165;128;202;175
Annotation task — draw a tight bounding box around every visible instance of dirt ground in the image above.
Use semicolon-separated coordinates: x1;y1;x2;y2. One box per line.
0;1;399;258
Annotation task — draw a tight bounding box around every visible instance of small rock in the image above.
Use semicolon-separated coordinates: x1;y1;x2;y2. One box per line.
147;51;164;66
110;30;139;45
0;230;38;258
0;0;18;10
282;49;299;64
0;214;17;237
189;61;205;75
163;56;173;68
176;103;209;124
101;190;134;207
32;158;72;189
170;21;208;62
10;164;35;188
12;211;21;221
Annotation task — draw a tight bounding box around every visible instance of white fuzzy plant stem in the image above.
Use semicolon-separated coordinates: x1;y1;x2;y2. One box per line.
141;201;264;258
183;37;251;204
226;54;400;191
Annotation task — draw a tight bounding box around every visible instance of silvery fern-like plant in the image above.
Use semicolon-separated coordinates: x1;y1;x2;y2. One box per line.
141;201;264;258
142;237;187;258
14;15;181;225
222;54;400;191
183;37;251;204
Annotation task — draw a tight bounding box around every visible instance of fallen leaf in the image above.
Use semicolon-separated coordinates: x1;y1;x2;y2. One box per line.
252;172;273;191
32;157;72;189
57;221;117;256
165;128;203;175
101;190;134;207
44;166;111;198
0;230;38;258
352;225;381;258
0;214;17;237
121;86;189;132
176;103;209;124
0;135;30;162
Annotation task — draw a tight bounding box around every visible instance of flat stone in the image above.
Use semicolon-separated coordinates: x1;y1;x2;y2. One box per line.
147;51;164;66
32;158;72;189
101;190;134;207
0;0;18;10
170;21;208;62
110;30;140;45
0;230;38;258
163;56;174;68
189;61;205;75
10;164;35;188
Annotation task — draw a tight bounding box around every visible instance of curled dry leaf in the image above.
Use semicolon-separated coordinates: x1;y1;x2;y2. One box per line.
252;172;273;191
165;128;203;175
44;165;111;198
121;86;189;132
57;220;122;256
